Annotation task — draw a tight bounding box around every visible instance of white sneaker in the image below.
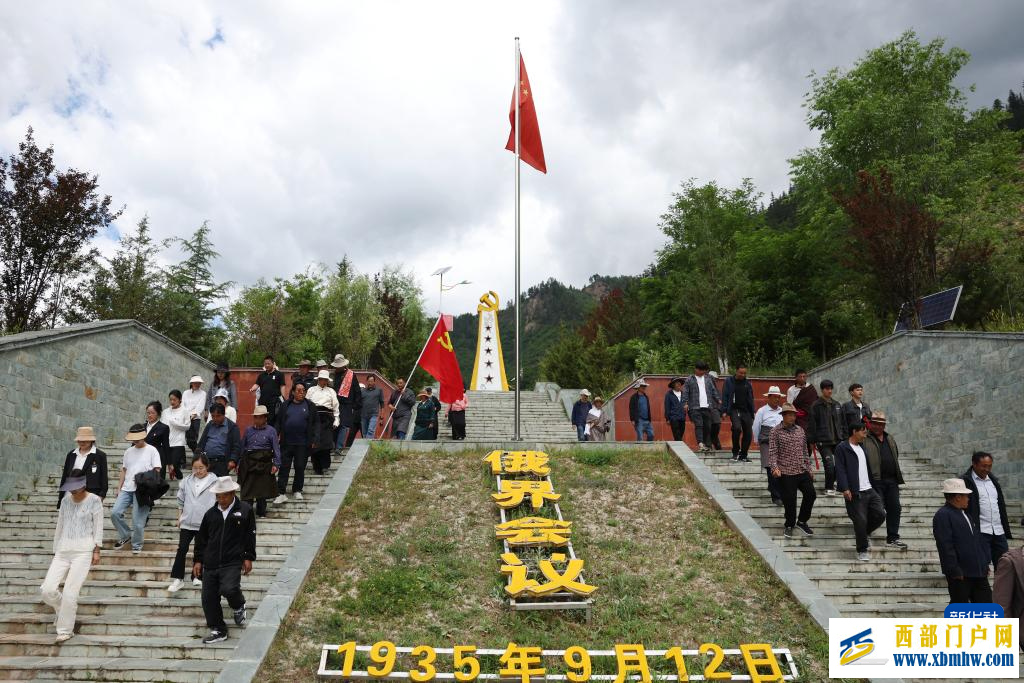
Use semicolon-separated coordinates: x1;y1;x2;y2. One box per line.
273;494;288;504
167;578;185;593
293;491;303;500
192;577;202;586
825;488;836;496
55;633;74;643
857;552;870;562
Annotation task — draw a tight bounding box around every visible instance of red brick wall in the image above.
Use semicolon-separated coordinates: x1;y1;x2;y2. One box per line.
228;368;395;436
610;374;793;447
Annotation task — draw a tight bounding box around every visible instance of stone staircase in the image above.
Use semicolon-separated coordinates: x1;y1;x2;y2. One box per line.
430;390;577;442
703;452;1023;618
0;445;340;682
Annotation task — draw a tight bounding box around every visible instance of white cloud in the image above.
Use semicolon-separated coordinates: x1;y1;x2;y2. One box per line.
1;0;1022;315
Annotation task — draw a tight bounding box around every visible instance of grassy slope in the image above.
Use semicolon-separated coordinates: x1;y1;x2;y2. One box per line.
259;445;844;682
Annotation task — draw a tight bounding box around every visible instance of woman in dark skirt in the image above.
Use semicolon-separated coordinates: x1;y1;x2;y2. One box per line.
412;390;438;441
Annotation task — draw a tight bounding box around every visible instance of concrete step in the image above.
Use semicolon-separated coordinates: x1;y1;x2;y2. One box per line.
809;572;947;589
0;633;237;660
0;655;223;682
0;562;280;582
0;577;270;600
0;595;261;619
0;612;209;638
0;549;288;567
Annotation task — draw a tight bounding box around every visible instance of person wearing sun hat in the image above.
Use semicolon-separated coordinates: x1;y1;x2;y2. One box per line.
194;475;257;645
934;478;992;604
58;426;109;507
412;389;438;440
664;377;687;442
290;359;317;392
40;469;104;643
111;424;162;553
205;363;237;414
235;405;281;517
182;375;208;454
753;386;786;505
628;379;654;442
766;403;816;538
571;389;593;442
331;354;362;454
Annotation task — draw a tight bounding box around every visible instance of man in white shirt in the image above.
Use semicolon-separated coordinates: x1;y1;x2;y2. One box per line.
752;386;786;505
182;375;208;454
962;451;1013;568
835;422;887;561
111;424;162;553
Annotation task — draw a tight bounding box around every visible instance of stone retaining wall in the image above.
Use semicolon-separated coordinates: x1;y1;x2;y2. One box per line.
809;330;1024;496
0;320;213;498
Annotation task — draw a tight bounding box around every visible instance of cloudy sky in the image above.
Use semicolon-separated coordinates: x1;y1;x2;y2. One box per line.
2;1;1022;317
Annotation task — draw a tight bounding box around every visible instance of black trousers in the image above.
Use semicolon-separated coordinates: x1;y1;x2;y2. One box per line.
729;409;753;457
260;399;279;426
818;444;837;491
779;472;816;528
278;444;309;494
201;564;246;633
844;488;886;552
207;457;228;477
979;533;1010;568
690;408;712;445
171;529;199;580
668;419;685;441
872;481;902;541
449;411;466;440
946;576;992;604
708;420;722;449
245;498;268;516
765;467;783;501
311;448;332;474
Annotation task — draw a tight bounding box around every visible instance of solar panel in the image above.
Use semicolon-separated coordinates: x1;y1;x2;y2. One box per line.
893;285;963;332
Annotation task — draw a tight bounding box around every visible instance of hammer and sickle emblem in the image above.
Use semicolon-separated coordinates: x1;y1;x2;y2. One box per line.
478;291;500;313
437;332;453;352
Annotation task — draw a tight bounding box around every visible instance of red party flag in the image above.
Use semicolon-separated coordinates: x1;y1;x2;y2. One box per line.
418;317;466;404
505;53;547;174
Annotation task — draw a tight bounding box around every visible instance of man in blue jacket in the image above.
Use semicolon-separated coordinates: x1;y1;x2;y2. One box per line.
933;478;992;604
720;365;755;461
663;377;687;442
628;380;654;441
570;390;592;441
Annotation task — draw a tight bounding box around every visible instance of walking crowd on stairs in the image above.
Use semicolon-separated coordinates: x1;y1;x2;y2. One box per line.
37;351;459;648
611;362;1024;620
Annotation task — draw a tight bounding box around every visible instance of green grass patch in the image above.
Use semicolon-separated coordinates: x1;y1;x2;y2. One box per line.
259;443;843;682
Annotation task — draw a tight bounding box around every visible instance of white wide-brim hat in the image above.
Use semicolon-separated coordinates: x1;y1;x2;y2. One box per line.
189;375;204;385
941;478;971;495
211;476;240;494
317;369;331;380
764;385;785;397
331;354;350;368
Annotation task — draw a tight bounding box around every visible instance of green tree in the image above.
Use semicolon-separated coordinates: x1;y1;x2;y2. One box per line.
221;281;291;366
539;325;588;389
318;258;383;368
159;222;227;357
0;127;121;332
371;264;430;379
647;179;761;373
82;216;163;326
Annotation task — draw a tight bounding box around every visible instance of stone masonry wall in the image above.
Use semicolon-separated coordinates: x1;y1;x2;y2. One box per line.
809;330;1024;497
0;320;213;498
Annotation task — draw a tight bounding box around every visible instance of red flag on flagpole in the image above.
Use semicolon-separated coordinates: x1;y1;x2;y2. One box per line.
505;54;547;173
418;317;466;404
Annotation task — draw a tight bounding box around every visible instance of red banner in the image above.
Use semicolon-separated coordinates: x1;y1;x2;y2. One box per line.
418;317;466;404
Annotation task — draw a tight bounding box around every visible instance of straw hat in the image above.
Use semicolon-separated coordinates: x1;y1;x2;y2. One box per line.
779;403;797;414
124;424;148;441
75;426;96;442
669;377;685;386
580;389;591;397
214;389;230;400
252;405;269;417
315;359;328;368
941;478;971;495
210;476;240;494
764;385;785;397
417;389;429;399
317;369;331;380
298;359;312;367
593;396;604;405
189;375;204;385
331;354;350;368
636;379;649;388
869;410;887;424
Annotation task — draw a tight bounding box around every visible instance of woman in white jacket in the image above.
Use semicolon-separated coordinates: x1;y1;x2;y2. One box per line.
162;390;192;480
41;470;104;642
167;454;217;592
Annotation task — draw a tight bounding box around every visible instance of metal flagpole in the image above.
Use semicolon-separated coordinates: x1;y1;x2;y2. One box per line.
513;37;522;442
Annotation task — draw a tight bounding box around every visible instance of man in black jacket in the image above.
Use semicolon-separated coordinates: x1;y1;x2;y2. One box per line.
809;380;844;496
720;366;755;461
962;451;1014;568
835;422;886;561
863;411;907;549
198;404;242;477
628;380;654;441
195;476;257;644
663;378;686;442
841;383;871;438
934;478;991;604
